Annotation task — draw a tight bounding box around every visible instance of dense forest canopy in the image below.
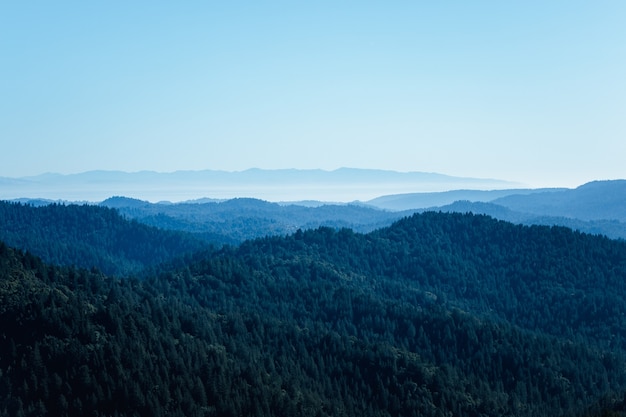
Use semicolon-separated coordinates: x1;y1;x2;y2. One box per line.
0;201;207;275
2;211;626;416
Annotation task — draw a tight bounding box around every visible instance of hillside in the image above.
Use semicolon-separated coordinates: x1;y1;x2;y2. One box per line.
431;200;626;240
99;196;410;243
0;201;207;276
366;180;626;239
492;180;626;221
236;212;626;349
3;212;626;416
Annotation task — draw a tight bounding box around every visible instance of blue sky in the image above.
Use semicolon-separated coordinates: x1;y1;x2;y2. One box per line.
2;1;625;188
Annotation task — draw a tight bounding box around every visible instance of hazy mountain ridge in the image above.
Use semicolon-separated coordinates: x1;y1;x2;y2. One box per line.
98;179;626;241
492;180;626;221
6;178;625;259
0;168;519;202
0;197;411;273
427;200;626;240
366;180;625;214
366;180;626;239
365;188;565;211
99;196;412;244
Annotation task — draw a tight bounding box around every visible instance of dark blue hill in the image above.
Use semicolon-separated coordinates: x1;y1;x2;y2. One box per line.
100;197;411;243
0;201;207;275
493;180;626;221
3;211;626;416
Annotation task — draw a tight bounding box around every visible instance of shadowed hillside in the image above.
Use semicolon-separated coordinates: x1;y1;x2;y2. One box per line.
3;212;626;416
0;201;207;275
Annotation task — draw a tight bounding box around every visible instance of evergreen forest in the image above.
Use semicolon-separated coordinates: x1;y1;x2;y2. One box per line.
0;201;207;276
2;207;626;416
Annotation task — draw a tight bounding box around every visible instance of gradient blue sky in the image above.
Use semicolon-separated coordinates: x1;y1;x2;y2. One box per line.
2;1;625;188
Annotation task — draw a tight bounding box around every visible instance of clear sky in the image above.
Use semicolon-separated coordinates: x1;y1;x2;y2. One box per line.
2;1;625;188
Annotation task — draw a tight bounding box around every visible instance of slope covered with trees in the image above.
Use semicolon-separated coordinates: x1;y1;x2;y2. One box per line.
430;200;626;240
0;201;207;276
365;180;626;240
100;196;410;244
492;180;626;222
2;212;626;416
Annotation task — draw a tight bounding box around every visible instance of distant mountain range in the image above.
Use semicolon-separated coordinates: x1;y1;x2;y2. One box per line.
3;168;625;240
98;196;412;244
5;179;626;241
366;180;626;217
365;188;563;210
366;180;626;239
0;168;519;202
98;179;626;241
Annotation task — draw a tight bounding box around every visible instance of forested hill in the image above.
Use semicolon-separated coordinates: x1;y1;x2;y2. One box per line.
234;212;626;349
426;200;626;240
99;196;410;243
0;201;207;275
363;180;626;240
492;180;626;222
3;212;626;416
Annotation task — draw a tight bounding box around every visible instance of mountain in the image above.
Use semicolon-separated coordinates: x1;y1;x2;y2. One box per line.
0;201;207;275
365;188;563;211
366;180;626;218
492;180;626;222
99;196;414;243
431;200;626;240
10;178;625;249
3;212;626;416
0;197;412;273
365;180;626;239
0;168;519;202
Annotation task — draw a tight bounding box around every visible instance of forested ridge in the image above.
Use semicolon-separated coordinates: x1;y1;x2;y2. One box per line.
100;196;409;244
0;201;207;276
428;200;626;240
2;212;626;416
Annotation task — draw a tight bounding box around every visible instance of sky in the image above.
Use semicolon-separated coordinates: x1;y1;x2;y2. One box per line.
2;1;625;189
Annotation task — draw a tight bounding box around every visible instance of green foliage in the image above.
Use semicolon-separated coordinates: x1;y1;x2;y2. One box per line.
0;201;207;276
3;212;626;416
